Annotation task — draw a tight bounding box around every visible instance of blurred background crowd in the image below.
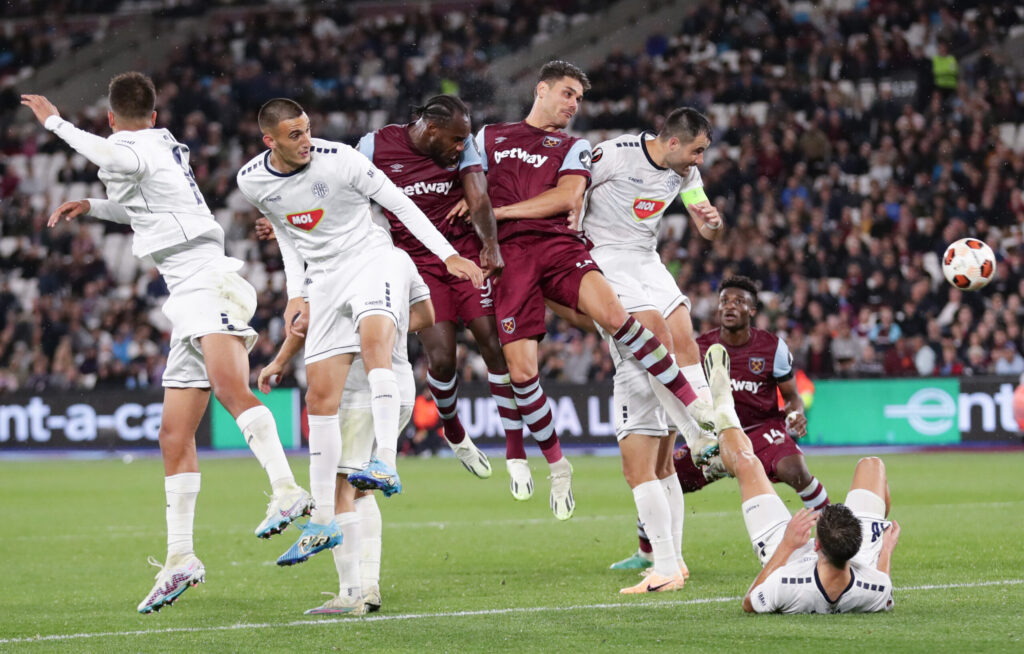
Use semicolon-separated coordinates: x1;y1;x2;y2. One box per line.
1;0;1023;395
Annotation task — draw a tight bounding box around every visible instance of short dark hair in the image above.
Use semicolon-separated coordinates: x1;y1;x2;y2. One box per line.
258;98;305;132
412;94;469;127
108;72;156;120
660;107;712;144
538;60;591;91
720;276;759;299
816;504;863;568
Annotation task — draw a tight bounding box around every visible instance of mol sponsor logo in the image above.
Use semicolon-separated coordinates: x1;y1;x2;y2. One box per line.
286;208;324;231
632;198;666;221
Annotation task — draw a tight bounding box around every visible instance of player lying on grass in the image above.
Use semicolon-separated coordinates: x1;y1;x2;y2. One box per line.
259;248;432;615
22;74;313;614
704;343;900;614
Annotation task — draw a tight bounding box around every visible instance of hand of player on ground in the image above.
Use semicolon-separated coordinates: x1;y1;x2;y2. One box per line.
781;508;817;550
445;199;470;224
20;94;60;126
445;254;485;288
785;411;808;439
479;241;504;282
881;520;900;551
283;297;308;338
254;217;276;241
47;200;91;227
257;359;285;394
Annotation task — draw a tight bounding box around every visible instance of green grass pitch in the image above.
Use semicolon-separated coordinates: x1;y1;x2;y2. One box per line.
1;451;1022;652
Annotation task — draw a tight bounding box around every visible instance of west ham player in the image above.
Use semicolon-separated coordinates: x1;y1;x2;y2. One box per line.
236;98;483;566
22;75;312;614
258;249;431;615
356;95;509;479
582;108;727;592
465;61;717;519
739;456;899;614
611;276;830;573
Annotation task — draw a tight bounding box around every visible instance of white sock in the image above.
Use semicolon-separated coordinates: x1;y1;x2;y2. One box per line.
368;368;400;468
632;480;676;577
660;473;685;568
307;414;341;523
236;405;295;492
332;512;362;600
680;363;713;404
355;494;382;589
165;472;201;558
548;456;571;474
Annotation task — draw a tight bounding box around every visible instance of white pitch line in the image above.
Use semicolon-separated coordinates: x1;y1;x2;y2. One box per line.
1;579;1021;646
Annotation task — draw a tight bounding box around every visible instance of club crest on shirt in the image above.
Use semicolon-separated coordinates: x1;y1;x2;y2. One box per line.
632;198;666;220
542;136;562;148
501;317;516;334
311;182;329;199
287;208;324;231
749;357;766;375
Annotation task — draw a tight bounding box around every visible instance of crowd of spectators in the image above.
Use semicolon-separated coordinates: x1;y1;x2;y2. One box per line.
1;0;1024;395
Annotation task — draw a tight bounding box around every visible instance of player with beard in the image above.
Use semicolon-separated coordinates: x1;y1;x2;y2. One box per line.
454;61;719;520
356;95;509;480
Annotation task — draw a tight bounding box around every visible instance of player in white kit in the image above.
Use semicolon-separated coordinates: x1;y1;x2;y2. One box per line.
21;73;313;614
236;98;482;567
258;248;430;615
739;455;899;614
581;108;728;593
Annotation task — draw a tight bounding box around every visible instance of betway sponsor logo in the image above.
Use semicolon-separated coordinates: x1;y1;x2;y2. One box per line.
0;397;162;444
401;180;454;196
731;379;763;394
883;384;1019;436
493;148;548;168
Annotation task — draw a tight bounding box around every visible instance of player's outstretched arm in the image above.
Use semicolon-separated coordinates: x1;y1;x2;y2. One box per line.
257;304;308;394
493;174;587;222
462;171;503;280
742;509;817;612
47;200;90;227
445;255;484;289
876;520;900;575
22;95;140;174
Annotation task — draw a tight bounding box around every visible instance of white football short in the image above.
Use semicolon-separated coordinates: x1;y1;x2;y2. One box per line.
337;405;413;474
591;246;691;315
304;245;409;365
160;270;258;388
742;489;892;568
609;342;669;441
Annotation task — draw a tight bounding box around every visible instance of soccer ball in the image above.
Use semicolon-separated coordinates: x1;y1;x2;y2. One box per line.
941;238;996;291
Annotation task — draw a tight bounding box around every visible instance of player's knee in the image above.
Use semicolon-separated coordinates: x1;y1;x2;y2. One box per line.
733;450;761;479
427;357;457;381
856;456;885;478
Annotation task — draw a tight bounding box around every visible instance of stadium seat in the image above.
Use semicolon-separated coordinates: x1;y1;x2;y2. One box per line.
998;123;1017;148
748;102;768;126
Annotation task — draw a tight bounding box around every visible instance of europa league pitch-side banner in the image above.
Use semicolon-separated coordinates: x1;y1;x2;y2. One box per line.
1;378;1020;451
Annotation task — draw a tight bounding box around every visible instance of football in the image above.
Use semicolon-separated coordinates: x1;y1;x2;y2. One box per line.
941;238;996;291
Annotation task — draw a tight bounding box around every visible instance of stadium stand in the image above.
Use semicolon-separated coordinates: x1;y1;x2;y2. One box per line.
1;0;1023;393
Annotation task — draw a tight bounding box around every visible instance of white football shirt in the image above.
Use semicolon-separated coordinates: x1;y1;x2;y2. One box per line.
45;116;239;290
236;138;457;296
582;131;703;251
748;545;895;614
